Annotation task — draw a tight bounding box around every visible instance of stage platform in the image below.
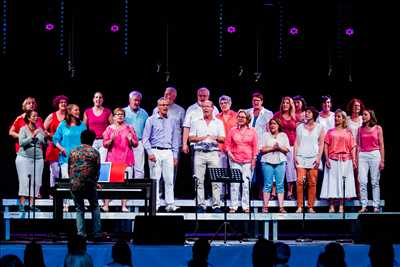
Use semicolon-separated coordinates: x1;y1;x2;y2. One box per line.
1;241;400;267
2;198;392;242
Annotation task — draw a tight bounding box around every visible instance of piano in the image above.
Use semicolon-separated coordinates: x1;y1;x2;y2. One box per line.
53;179;157;223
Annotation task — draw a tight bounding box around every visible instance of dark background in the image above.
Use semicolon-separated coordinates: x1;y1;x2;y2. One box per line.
1;0;397;209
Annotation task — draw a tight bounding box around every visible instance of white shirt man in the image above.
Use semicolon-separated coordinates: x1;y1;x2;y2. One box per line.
189;100;225;212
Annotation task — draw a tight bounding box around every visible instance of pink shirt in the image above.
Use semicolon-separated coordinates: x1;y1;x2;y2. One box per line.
225;126;258;163
85;107;112;138
103;123;138;166
216;110;237;152
358;126;380;152
325;128;356;161
273;112;297;146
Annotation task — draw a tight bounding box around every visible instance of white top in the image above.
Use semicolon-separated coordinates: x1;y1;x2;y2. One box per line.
316;112;335;132
246;107;274;143
189;117;225;151
347;115;362;140
183;102;219;128
296;123;323;168
260;132;289;164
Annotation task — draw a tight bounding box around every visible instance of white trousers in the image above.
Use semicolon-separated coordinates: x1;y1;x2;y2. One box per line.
194;151;221;209
148;149;175;207
230;161;252;210
16;155;43;197
133;141;145;178
358;150;381;208
49;161;60;187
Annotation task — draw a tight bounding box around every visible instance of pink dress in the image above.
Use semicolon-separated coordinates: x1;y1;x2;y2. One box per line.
103;123;138;166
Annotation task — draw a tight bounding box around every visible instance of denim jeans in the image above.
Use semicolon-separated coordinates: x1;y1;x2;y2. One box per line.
261;162;285;193
71;187;101;237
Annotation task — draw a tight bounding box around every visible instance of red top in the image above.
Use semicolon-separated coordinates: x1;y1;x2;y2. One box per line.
45;112;62;161
358;126;380;152
216;110;237;152
11;115;44;152
325;128;356;161
273;112;297;146
225;126;258;163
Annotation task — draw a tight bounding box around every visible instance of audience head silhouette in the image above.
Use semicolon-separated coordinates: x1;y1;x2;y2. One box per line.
252;237;276;267
275;242;290;266
64;253;93;267
369;240;396;267
188;238;211;267
68;234;87;255
24;241;46;267
0;255;24;267
316;242;346;267
109;239;133;267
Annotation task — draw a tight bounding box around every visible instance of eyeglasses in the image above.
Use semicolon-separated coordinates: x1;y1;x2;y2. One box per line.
114;113;124;116
238;116;247;119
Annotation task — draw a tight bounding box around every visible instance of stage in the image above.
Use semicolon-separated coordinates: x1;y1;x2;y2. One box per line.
1;241;399;267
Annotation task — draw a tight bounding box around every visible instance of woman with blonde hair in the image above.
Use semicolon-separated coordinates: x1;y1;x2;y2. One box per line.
320;109;357;213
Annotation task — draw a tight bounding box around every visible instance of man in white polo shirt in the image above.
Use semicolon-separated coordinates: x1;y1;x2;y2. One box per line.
189;100;225;213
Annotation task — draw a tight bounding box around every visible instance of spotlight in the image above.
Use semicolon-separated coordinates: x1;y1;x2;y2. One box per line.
227;26;236;33
45;23;55;31
110;24;120;32
344;27;354;37
288;26;299;36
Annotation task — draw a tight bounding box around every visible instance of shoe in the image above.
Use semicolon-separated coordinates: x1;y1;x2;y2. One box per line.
213;208;223;213
279;207;287;213
296;207;303;213
165;205;180;212
243;207;250;213
338;206;344;213
29;206;41;212
262;206;269;213
121;206;129;212
373;207;380;213
287;195;294;200
229;208;237;213
359;207;367;213
63;204;69;212
18;204;25;212
101;206;109;212
196;207;205;213
308;208;316;213
328;206;335;213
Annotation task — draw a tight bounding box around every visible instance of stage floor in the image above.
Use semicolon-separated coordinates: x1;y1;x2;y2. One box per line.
1;241;399;267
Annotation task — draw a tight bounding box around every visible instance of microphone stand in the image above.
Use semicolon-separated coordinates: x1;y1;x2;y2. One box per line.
296;175;312;242
193;175;199;235
337;175;352;243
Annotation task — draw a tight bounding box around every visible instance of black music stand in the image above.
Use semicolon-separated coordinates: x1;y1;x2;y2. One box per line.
208;167;242;244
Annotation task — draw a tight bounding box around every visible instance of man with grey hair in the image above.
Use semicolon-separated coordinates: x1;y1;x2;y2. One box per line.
182;87;219;154
189;100;225;212
123;90;149;178
143;97;180;212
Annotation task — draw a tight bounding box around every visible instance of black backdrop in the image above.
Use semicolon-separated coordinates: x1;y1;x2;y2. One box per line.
1;0;398;209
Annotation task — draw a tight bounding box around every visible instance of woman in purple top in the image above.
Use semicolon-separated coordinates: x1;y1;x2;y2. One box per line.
83;92;112;162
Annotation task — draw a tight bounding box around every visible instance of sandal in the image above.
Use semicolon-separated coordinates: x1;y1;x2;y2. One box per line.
279;207;287;213
359;207;367;213
229;208;237;213
338;205;344;213
328;206;335;213
373;207;380;213
296;207;303;213
262;206;269;213
308;208;316;213
243;208;250;213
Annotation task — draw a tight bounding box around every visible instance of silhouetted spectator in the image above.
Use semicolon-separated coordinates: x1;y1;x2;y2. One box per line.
64;253;93;267
369;241;399;267
188;238;211;267
275;242;290;267
0;254;24;267
317;242;346;267
316;252;329;267
105;239;133;267
68;234;87;255
24;241;46;267
252;237;276;267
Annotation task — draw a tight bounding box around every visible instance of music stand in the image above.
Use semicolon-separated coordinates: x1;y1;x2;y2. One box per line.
208;167;242;244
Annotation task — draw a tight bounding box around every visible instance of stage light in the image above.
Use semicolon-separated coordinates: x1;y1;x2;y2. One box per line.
45;23;55;31
345;27;354;37
227;26;236;33
288;26;299;36
110;24;120;32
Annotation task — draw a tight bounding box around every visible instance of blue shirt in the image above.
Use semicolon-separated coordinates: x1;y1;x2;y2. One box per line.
53;120;87;164
142;113;180;158
123;106;149;140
